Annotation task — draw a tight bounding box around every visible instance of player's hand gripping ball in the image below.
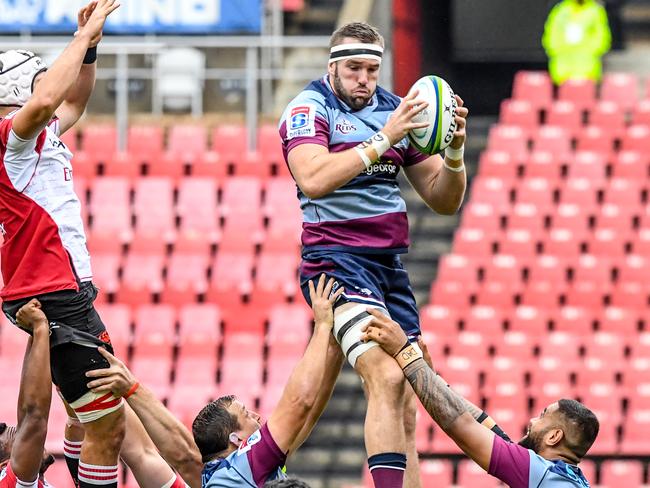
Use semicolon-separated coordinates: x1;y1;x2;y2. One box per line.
407;75;458;155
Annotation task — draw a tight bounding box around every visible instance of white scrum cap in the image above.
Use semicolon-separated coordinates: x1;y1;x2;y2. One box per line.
0;50;47;107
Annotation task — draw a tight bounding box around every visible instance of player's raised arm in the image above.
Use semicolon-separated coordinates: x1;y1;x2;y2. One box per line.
12;0;119;141
286;89;429;199
9;300;52;483
402;94;468;216
361;310;496;471
267;275;343;453
86;349;203;488
56;1;104;135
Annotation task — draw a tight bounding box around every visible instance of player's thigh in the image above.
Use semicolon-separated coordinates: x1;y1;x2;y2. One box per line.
384;258;421;340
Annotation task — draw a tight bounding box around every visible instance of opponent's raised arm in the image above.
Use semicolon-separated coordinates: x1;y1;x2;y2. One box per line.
403;94;468;215
10;300;52;483
287;90;429;199
56;1;104;135
267;275;343;453
12;0;119;140
361;310;495;471
86;349;203;488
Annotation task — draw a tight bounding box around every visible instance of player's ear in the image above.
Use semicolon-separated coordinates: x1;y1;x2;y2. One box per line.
327;61;336;77
545;428;564;447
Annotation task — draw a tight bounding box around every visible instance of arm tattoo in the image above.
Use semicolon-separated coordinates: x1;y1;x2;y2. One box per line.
404;359;467;431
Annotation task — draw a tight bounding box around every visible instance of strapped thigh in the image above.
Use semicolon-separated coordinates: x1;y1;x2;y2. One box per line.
334;303;387;368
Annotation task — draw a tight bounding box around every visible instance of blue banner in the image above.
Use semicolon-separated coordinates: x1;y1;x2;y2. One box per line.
0;0;262;34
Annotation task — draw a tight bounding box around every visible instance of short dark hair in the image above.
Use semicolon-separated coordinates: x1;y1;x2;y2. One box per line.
0;423;10;463
329;22;384;49
265;478;312;488
192;395;239;462
557;399;599;458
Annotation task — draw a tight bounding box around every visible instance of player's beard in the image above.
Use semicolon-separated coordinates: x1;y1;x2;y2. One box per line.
518;426;550;453
333;65;374;111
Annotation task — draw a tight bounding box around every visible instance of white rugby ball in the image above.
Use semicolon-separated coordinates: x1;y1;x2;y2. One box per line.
407;75;458;155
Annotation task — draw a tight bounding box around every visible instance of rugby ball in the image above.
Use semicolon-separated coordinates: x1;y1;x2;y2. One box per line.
407;75;458;155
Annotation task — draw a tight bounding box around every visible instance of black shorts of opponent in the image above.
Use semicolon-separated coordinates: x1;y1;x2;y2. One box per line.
2;282;114;404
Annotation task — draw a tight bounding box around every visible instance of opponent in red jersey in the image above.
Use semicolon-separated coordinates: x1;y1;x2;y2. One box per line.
0;3;124;488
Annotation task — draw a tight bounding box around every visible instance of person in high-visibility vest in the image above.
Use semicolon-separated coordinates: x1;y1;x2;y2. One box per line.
542;0;612;85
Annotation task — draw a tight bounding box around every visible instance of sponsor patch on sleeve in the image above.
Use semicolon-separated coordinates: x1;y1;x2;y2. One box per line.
286;104;316;140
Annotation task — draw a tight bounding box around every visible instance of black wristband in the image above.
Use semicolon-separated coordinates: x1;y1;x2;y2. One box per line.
83;46;97;64
476;411;489;424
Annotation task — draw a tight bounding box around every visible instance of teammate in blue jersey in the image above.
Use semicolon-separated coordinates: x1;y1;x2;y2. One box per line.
362;312;600;488
86;275;343;488
279;21;469;488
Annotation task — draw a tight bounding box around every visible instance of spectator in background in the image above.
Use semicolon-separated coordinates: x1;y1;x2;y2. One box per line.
542;0;612;85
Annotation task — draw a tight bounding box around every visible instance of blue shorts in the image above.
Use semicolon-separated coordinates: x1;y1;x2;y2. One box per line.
299;249;421;338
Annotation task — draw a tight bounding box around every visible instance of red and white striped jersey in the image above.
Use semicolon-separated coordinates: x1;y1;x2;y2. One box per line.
0;112;91;300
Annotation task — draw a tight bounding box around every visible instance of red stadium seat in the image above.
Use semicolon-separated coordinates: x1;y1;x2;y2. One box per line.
524;150;563;179
131;357;172;394
89;177;131;235
559;178;599;206
267;303;312;347
167;384;217;429
420;304;461;335
487;125;528;160
531;125;572;158
617;254;650;284
174;229;215;255
588;228;630;257
589;100;626;136
483;254;522;283
259;123;285;166
103;151;141;179
190;151;228;179
446;331;490;359
565;280;608;308
632;98;650;125
460;202;505;232
127;124;164;164
162;253;210;305
595;203;636;232
552;306;595;334
601;72;640;111
177;177;220;233
174;356;218;387
117;254;165;305
542;228;586;257
598;306;639;334
95;303;131;360
167;125;208;160
463;306;505;335
419;460;453;485
512;71;553;110
612;150;648;180
622;124;650;153
587;409;619;455
177;304;221;358
621;410;650;454
545;102;582;138
474;281;520;309
82;124;117;162
437;357;482;405
252;252;300;302
471;177;514;207
495;331;535;359
0;319;28;360
600;460;644;487
609;281;648;310
90;253;122;295
520;281;565;309
499;99;538;131
478;150;518;179
527;254;568;283
551;203;592;232
60;126;78;152
429;280;474;310
516;178;555;206
538;331;581;360
221;333;264;397
133;177;175;234
568;150;608;181
436;254;479;283
207;252;254;303
507;305;550;336
498;229;537;256
584;331;626;362
212;124;247;162
604;178;643;206
557;78;596;111
506;202;548;231
132;305;176;359
452;228;495;257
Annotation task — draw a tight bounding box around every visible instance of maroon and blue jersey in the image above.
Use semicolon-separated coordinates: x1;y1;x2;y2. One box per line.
489;436;591;487
202;424;286;488
279;76;428;254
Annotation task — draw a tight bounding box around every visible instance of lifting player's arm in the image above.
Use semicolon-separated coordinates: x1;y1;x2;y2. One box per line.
9;300;52;483
12;0;119;141
403;95;468;216
56;1;105;135
361;310;501;472
288;90;429;199
267;275;343;454
86;350;203;488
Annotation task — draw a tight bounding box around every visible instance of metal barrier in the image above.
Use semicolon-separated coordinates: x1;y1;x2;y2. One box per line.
0;35;338;151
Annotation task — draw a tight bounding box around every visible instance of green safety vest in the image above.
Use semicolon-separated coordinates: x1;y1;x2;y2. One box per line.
542;0;611;85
